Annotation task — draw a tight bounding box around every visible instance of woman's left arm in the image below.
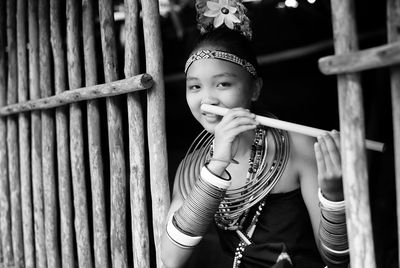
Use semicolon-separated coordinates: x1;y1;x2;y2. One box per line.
296;131;349;268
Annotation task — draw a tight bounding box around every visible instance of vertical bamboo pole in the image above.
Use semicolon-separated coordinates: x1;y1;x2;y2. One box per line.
82;0;110;266
0;0;13;265
17;0;34;267
124;1;151;267
29;0;47;266
330;1;376;267
39;0;61;266
7;0;25;266
142;0;170;266
387;0;400;266
50;0;75;267
66;0;94;266
98;1;128;266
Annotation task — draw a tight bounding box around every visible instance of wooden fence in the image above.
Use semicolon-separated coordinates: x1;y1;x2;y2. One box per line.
319;0;400;267
0;0;170;267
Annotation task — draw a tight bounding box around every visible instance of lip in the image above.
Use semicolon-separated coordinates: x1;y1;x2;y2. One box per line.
202;112;220;123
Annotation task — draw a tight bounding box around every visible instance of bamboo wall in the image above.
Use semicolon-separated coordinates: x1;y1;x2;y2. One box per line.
0;0;170;267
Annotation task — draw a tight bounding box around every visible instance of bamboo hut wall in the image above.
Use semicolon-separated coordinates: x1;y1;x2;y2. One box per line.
66;0;94;266
98;0;128;266
124;0;151;267
0;0;13;265
330;1;376;267
82;0;110;266
7;0;24;266
17;0;35;267
141;0;171;266
387;0;400;265
39;0;61;266
50;0;75;266
0;0;170;267
28;0;47;266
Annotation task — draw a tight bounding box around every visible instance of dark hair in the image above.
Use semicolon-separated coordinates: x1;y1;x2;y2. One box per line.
190;27;260;75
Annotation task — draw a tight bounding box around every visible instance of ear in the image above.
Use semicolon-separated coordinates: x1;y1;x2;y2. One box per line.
251;77;263;101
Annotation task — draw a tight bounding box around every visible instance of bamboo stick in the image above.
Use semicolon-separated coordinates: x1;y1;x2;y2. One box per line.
124;1;151;267
28;0;47;266
66;0;93;266
50;0;74;267
17;0;34;267
0;74;153;116
0;0;13;265
98;0;128;266
7;0;24;266
82;0;109;266
39;0;61;266
319;41;400;75
387;1;400;266
142;0;170;267
330;1;376;267
201;104;385;152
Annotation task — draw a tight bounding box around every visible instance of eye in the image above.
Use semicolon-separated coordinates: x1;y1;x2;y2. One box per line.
187;84;201;91
216;82;231;88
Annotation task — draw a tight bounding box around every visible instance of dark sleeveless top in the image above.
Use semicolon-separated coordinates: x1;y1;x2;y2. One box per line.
216;188;325;268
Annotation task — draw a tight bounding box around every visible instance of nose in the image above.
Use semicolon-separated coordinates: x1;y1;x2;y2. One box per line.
200;88;219;106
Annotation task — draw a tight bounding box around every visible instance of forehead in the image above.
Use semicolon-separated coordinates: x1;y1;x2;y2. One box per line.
186;58;249;79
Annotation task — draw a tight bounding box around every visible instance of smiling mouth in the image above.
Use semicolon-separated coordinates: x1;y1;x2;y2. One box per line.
202;112;220;122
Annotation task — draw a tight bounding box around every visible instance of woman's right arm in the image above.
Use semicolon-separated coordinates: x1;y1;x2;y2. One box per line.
161;163;196;268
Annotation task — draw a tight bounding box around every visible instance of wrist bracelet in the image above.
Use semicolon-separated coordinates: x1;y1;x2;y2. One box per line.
318;188;345;210
201;165;231;189
166;215;202;248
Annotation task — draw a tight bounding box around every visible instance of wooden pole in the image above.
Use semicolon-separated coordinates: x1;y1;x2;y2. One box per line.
17;0;34;267
0;74;152;116
98;0;128;266
387;0;400;266
319;41;400;75
82;0;110;266
142;0;170;266
39;0;61;266
0;0;13;265
66;0;93;266
28;0;47;266
7;0;24;266
50;0;75;267
124;1;151;267
330;1;376;267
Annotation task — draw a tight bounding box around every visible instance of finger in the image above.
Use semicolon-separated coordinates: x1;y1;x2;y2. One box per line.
331;129;340;149
324;132;341;169
223;108;256;121
314;142;326;179
224;116;258;129
317;135;336;175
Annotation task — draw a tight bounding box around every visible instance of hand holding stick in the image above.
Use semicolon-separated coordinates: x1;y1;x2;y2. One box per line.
200;104;385;153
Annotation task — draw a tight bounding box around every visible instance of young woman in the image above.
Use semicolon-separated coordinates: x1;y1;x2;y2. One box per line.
161;1;349;267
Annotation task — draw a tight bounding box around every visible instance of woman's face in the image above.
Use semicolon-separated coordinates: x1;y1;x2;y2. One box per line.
185;56;259;133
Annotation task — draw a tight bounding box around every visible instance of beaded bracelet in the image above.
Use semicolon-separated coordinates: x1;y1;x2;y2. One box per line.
166;215;203;249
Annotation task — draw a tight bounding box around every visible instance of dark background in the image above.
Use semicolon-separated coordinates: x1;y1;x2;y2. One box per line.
155;0;397;267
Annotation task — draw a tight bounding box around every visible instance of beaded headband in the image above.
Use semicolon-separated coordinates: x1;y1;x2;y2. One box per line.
184;49;258;77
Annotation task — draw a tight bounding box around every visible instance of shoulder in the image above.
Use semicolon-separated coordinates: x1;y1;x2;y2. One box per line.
289;132;317;176
172;148;208;199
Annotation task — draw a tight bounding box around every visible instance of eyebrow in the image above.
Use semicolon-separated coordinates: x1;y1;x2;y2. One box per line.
212;72;238;78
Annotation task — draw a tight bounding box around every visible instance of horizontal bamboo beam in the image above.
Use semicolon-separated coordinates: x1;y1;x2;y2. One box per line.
0;74;153;116
319;41;400;75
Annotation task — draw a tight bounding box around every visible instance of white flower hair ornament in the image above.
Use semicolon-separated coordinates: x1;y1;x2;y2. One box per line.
204;0;241;30
195;0;252;40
